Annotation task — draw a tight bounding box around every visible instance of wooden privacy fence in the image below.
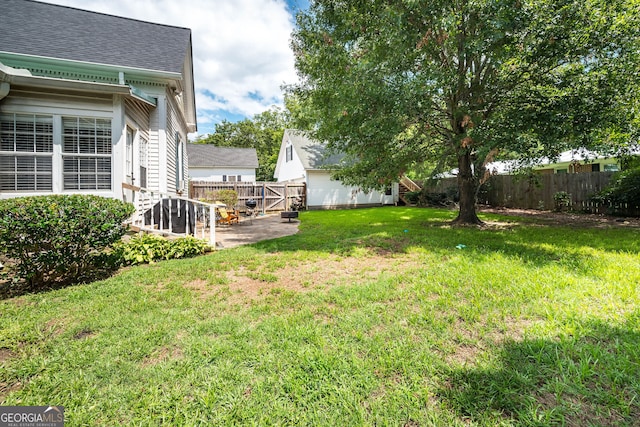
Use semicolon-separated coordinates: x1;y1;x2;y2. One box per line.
426;172;639;216
189;181;306;213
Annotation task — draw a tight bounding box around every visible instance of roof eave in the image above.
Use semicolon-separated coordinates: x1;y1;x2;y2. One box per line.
2;67;160;107
7;73;131;95
307;167;338;172
0;51;183;80
183;37;197;132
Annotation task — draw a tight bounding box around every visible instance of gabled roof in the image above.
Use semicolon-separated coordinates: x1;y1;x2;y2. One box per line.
283;129;344;170
186;144;259;169
1;0;191;75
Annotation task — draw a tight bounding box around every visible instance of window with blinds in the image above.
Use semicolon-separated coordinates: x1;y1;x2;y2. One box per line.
0;114;54;191
139;137;148;188
62;117;112;190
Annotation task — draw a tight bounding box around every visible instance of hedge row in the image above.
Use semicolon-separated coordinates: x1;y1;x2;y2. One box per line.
0;195;210;293
0;195;134;289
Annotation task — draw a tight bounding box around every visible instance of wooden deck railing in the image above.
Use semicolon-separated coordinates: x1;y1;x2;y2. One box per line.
122;183;222;247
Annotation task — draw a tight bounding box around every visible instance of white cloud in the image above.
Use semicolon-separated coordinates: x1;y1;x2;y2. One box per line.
43;0;298;132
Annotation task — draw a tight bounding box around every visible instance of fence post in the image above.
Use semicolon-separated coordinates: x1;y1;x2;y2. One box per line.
303;183;307;209
209;204;215;248
285;183;289;210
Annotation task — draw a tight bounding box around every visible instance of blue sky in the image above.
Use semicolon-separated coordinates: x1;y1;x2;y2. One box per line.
44;0;310;137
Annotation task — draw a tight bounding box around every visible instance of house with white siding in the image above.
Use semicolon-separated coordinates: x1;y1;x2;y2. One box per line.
0;0;195;200
274;129;398;209
187;144;259;183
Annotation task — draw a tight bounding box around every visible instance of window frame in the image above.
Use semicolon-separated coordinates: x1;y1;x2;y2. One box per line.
0;113;54;192
139;137;148;189
285;144;293;162
61;116;112;191
175;131;184;191
0;111;113;194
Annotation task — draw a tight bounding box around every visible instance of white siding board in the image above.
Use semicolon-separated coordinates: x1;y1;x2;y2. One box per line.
306;171;396;209
124;98;152;189
124;99;150;141
276;151;306;182
1;90;113;115
274;136;307;182
166;97;177;194
146;105;160;192
165;90;189;194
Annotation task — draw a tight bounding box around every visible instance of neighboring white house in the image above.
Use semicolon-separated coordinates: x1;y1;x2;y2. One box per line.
186;144;258;182
483;148;640;176
274;129;398;209
0;0;195;200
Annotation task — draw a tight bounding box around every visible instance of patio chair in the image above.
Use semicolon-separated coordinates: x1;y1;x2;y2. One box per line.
215;202;239;225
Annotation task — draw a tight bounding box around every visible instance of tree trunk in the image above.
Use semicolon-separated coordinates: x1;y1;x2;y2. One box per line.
452;150;483;225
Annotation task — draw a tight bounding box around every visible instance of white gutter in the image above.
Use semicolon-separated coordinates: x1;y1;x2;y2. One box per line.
0;51;182;81
9;73;132;95
0;62;26;100
1;61;157;106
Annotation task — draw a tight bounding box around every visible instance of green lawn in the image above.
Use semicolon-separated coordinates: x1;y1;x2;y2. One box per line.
1;207;639;426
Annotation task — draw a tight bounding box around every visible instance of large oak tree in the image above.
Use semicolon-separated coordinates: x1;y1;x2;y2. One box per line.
288;0;639;224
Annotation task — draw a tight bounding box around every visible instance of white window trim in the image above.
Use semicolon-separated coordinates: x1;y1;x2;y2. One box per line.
286;144;293;162
61;116;112;191
139;136;148;189
0;113;54;192
1;109;114;195
125;126;134;185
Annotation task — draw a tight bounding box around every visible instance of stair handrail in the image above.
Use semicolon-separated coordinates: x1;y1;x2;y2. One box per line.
399;176;421;192
122;182;222;247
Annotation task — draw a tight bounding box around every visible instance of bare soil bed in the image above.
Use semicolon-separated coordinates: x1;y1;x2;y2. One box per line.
479;206;640;229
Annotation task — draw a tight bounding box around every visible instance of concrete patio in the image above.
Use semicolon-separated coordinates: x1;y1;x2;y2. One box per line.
213;213;300;249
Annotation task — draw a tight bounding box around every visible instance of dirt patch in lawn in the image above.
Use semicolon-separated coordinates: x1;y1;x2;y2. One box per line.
480;206;640;229
73;328;97;340
444;316;537;365
0;348;16;363
184;279;227;300
0;381;22;403
208;254;413;305
141;345;184;368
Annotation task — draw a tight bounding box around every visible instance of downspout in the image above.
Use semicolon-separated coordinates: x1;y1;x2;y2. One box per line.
0;82;9;100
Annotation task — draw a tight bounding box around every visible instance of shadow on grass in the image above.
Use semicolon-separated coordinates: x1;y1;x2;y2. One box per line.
0;265;120;300
251;207;639;273
438;318;640;426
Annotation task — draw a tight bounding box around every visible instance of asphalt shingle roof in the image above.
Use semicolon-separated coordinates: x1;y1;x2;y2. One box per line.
187;144;259;168
1;0;191;74
284;129;344;170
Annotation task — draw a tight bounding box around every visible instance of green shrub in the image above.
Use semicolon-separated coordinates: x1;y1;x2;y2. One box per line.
0;195;134;289
553;191;572;212
404;190;420;204
203;189;238;208
415;187;459;207
592;166;640;214
115;233;210;265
